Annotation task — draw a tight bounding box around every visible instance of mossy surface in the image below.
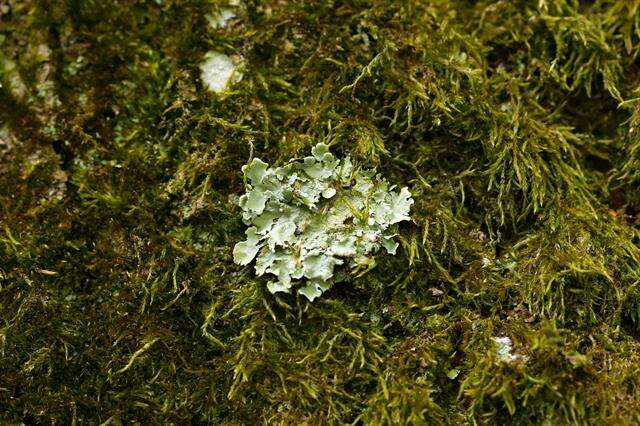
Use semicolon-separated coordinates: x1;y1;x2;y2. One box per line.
1;0;640;424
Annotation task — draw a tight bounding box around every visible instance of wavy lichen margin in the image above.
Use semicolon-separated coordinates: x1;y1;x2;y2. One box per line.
233;143;413;300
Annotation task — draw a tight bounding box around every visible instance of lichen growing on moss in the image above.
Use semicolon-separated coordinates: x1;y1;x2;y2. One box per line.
233;143;413;300
2;0;640;424
200;51;242;93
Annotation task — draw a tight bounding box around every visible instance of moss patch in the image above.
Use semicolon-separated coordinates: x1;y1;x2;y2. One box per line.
2;0;640;423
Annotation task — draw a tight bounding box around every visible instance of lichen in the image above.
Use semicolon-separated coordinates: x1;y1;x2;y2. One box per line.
199;51;242;93
207;8;236;29
492;336;526;363
234;143;413;300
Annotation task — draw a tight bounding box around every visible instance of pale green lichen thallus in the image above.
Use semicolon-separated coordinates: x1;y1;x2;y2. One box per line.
233;143;413;301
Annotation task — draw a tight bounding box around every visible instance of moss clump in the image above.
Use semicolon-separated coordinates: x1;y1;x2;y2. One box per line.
2;0;640;424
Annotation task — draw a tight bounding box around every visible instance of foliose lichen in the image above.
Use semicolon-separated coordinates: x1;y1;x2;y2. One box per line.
200;51;242;93
233;143;413;300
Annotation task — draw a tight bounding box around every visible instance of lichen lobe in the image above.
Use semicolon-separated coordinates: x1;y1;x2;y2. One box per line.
233;143;413;300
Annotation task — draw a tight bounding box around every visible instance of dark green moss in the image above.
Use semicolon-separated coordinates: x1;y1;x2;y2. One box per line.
2;0;640;423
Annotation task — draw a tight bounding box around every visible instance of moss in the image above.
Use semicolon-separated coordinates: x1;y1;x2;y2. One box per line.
2;0;640;423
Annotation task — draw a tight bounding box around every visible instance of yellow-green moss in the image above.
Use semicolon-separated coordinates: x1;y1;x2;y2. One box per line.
2;0;640;424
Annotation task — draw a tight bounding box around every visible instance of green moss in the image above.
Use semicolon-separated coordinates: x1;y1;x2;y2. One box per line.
2;0;640;423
